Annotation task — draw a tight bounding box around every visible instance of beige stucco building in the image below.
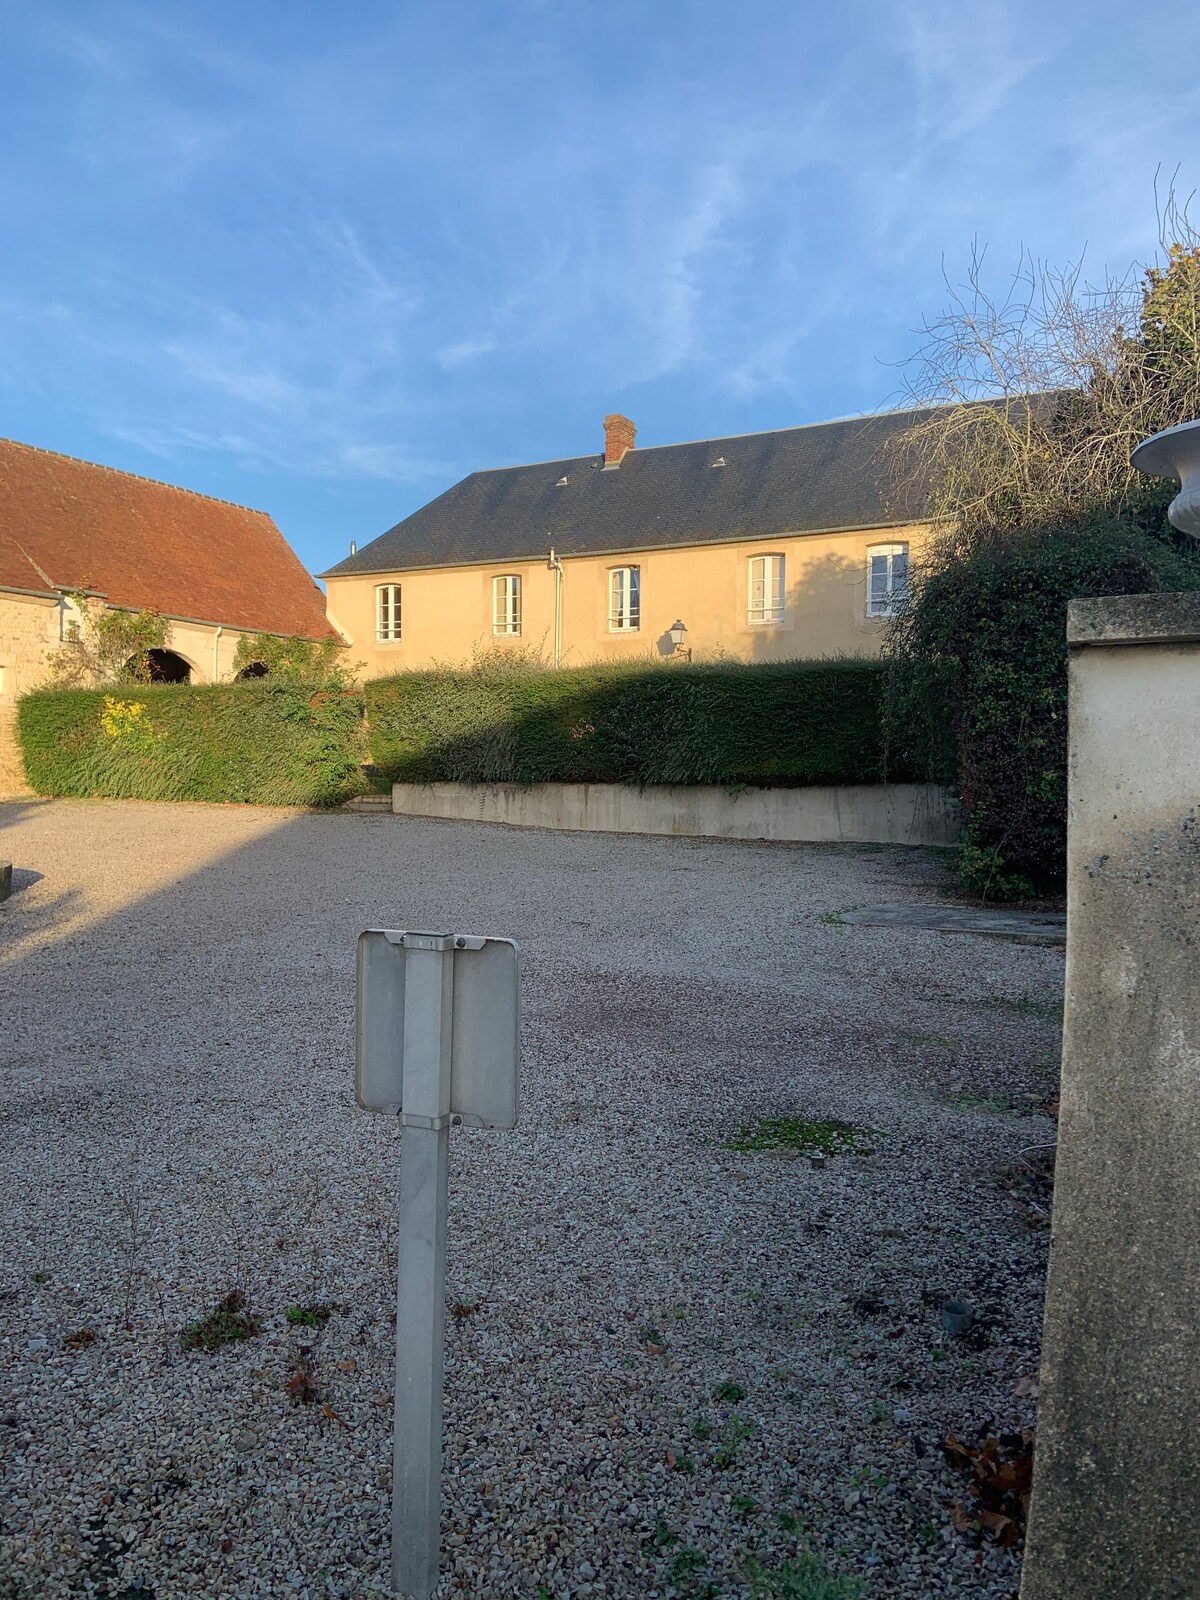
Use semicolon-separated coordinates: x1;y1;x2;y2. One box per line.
0;437;333;793
322;411;936;677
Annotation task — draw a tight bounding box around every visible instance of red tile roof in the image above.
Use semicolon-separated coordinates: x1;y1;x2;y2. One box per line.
0;437;334;639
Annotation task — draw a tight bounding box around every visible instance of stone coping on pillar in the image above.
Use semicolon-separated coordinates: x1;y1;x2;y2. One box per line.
1068;592;1200;647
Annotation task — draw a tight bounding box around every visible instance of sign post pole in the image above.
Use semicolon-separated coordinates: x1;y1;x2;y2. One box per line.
391;934;454;1600
355;926;520;1600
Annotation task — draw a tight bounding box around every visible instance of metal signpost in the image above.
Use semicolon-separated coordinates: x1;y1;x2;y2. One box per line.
356;929;521;1600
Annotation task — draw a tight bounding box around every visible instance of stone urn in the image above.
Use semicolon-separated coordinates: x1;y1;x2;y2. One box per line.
1131;419;1200;537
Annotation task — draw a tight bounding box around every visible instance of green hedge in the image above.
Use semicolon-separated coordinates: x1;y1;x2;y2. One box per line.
885;513;1200;896
17;682;367;807
365;658;914;788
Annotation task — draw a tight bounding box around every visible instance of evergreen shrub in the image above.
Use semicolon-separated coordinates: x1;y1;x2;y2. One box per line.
886;513;1200;897
17;682;367;807
365;657;915;788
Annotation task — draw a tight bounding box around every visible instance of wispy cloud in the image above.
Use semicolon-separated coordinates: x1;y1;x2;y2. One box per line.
1;0;1197;570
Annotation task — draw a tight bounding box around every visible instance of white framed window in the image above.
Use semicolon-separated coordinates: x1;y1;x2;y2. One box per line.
376;583;402;642
748;554;785;624
492;574;522;636
608;565;640;632
866;543;908;618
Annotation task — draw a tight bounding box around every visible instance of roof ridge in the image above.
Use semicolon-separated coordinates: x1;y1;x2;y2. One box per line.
470;403;946;476
0;436;271;517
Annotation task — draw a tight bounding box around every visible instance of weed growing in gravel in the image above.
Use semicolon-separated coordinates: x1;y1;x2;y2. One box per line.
978;990;1063;1022
732;1492;758;1518
744;1552;866;1599
690;1417;714;1440
64;1327;97;1350
725;1118;868;1157
30;1271;49;1285
713;1379;745;1403
945;1088;1021;1114
713;1414;755;1468
450;1298;478;1319
285;1302;335;1328
666;1547;707;1582
180;1291;259;1352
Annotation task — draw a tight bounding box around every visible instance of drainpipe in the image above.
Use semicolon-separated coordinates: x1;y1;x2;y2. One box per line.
547;548;564;668
212;625;223;684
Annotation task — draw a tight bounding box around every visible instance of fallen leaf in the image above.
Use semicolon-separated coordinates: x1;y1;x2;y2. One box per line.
1014;1374;1039;1398
337;1359;357;1373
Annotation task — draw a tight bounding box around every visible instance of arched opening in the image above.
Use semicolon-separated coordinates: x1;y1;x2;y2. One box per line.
125;648;192;684
235;661;269;680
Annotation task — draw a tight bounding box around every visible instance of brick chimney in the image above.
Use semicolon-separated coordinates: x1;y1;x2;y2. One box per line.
603;413;636;467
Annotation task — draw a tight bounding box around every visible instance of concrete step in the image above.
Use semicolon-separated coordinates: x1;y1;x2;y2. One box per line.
344;794;393;814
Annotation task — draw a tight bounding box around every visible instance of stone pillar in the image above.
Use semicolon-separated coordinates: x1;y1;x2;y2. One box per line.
1021;593;1200;1599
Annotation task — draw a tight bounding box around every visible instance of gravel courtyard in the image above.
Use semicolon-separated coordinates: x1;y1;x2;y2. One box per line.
0;800;1062;1600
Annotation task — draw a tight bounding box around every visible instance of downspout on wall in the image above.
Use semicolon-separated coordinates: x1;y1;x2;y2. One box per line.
212;625;223;684
548;548;564;668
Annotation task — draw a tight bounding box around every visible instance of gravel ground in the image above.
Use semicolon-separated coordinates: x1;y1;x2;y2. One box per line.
0;799;1061;1600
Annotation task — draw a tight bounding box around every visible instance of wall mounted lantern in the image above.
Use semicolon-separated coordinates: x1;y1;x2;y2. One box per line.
1131;419;1200;538
669;619;692;661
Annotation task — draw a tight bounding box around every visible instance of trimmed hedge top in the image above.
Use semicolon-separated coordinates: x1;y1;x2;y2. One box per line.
366;657;912;788
17;682;366;807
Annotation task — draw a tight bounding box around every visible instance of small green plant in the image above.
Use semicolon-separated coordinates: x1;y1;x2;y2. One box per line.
713;1379;746;1404
690;1417;714;1441
945;1088;1018;1114
744;1552;866;1599
732;1492;759;1518
31;1272;49;1284
671;1453;696;1475
667;1547;707;1583
646;1521;679;1551
726;1118;869;1157
181;1291;259;1352
284;1302;335;1328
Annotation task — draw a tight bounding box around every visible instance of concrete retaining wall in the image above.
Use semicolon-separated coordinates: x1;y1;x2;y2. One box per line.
389;780;959;846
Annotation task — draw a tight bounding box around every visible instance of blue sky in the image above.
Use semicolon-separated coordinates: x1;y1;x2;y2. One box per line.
2;1;1198;575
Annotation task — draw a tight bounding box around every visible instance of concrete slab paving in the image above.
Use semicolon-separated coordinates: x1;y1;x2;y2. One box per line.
838;903;1066;944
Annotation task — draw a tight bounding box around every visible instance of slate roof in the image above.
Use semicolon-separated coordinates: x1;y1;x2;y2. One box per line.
0;438;334;638
321;406;943;579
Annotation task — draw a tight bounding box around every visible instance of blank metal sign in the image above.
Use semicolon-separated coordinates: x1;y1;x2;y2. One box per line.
355;930;520;1128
